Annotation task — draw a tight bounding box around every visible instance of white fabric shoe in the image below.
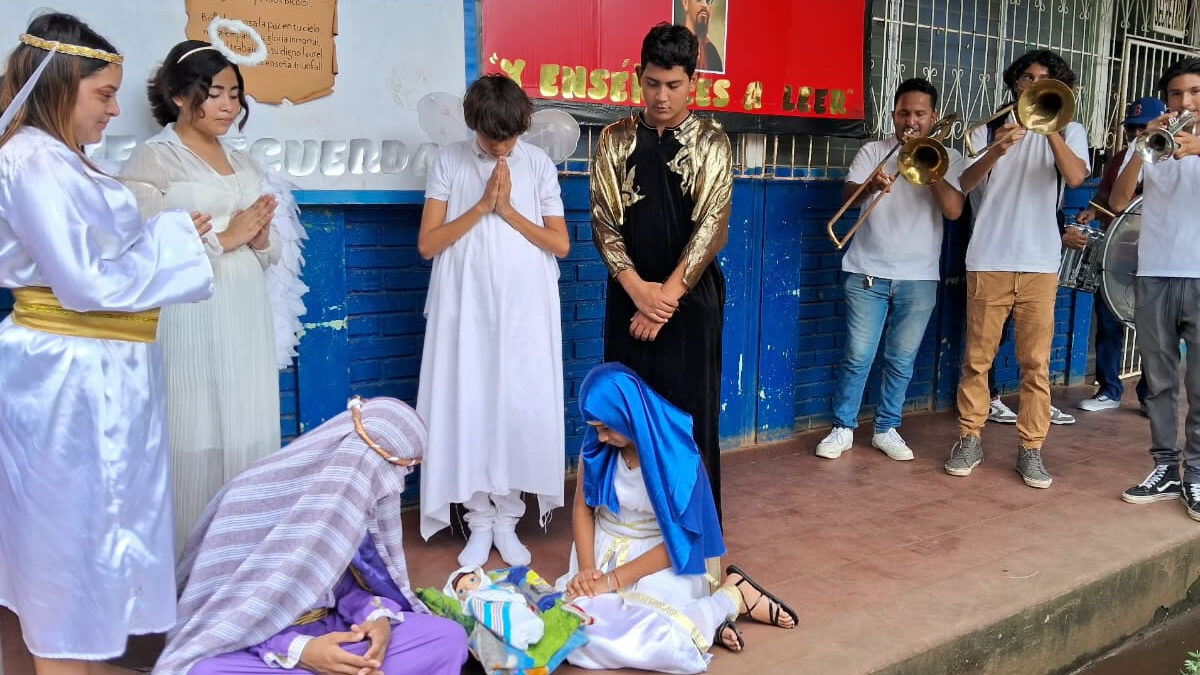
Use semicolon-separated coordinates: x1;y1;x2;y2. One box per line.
815;427;853;459
493;529;531;566
872;428;915;461
988;398;1017;424
1078;394;1121;412
1049;405;1076;425
458;528;493;567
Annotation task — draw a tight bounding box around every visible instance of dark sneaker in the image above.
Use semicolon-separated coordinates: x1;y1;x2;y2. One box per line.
1184;482;1200;522
1121;464;1182;504
945;435;983;476
1016;446;1052;488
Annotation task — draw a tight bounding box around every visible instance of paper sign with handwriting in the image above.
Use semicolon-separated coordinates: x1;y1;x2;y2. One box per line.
185;0;338;104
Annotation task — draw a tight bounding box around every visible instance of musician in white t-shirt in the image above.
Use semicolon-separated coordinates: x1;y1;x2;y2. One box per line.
1109;57;1200;518
946;49;1090;489
816;78;965;462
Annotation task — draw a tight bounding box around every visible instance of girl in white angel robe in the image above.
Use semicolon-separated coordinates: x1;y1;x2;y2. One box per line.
121;39;307;553
0;13;213;662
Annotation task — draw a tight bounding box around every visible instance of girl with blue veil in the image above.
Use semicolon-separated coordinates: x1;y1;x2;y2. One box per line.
556;363;796;673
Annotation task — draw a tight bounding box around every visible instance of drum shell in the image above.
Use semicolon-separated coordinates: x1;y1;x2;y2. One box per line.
1058;227;1105;294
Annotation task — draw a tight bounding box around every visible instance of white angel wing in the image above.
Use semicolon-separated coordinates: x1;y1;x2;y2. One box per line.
260;170;309;370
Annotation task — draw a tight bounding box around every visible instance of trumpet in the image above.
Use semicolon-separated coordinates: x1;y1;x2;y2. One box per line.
1134;110;1197;163
964;79;1076;158
826;115;956;251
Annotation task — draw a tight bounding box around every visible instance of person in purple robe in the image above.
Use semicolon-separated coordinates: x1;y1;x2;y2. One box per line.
153;397;468;675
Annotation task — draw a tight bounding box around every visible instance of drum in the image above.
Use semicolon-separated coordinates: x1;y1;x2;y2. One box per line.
1098;196;1141;329
1058;226;1106;293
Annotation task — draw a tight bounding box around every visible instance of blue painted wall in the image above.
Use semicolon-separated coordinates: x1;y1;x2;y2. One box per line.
0;174;1098;465
285;173;1097;457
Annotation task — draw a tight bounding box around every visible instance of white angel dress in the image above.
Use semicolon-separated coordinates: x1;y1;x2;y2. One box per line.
121;124;307;553
556;461;737;674
0;126;214;658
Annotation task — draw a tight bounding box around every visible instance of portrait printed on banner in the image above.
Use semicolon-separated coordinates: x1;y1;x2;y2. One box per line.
673;0;727;74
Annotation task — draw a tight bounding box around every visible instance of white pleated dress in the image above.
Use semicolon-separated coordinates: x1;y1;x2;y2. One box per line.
0;127;214;658
121;126;282;553
557;461;723;674
417;139;565;540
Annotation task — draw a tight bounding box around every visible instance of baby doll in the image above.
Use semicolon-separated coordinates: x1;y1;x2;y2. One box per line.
444;565;546;650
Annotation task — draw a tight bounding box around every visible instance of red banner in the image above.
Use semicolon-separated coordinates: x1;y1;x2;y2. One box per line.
479;0;868;135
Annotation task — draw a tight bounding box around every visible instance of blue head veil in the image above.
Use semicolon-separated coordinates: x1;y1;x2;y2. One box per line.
578;362;725;575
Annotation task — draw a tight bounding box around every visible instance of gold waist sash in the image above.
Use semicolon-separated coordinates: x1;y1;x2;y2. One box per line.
10;286;159;343
293;608;329;626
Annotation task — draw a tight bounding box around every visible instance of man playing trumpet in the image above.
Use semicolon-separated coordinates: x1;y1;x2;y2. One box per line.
1110;58;1200;517
946;50;1089;487
816;78;964;461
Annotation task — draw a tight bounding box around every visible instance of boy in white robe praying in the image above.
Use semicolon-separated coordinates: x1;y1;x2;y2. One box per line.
416;74;570;567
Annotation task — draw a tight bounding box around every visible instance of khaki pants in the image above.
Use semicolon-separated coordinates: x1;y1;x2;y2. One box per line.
957;271;1058;448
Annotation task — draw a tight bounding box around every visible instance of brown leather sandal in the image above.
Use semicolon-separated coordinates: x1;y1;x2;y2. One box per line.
726;564;798;628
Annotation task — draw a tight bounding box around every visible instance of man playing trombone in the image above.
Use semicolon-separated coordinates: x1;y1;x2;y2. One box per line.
816;78;964;461
1110;58;1200;518
946;50;1089;488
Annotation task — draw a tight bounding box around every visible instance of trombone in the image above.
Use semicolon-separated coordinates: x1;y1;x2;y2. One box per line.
1134;110;1197;163
963;79;1076;158
826;115;957;251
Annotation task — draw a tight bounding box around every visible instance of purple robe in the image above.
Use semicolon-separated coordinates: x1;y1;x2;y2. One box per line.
189;537;467;675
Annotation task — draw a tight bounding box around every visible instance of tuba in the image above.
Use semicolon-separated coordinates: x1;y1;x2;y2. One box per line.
826;115;956;250
964;79;1076;158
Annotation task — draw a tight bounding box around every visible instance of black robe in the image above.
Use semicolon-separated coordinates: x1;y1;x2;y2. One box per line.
590;113;733;517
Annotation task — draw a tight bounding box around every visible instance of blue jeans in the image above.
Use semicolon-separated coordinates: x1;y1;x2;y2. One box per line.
832;274;938;433
1093;297;1149;402
1093;296;1127;400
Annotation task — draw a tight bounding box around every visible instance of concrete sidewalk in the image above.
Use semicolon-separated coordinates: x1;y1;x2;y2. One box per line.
406;385;1200;674
3;385;1192;675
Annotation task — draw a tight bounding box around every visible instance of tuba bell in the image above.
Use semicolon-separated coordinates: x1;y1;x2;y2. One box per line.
964;79;1076;157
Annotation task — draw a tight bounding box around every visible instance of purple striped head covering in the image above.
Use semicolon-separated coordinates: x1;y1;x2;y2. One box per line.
154;397;427;675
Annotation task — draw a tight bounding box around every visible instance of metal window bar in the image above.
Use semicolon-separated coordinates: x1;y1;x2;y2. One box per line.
559;0;1195;179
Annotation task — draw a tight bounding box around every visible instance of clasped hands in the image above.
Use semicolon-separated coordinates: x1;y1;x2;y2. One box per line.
298;617;391;675
565;568;619;599
188;193;278;252
478;156;517;220
626;277;681;342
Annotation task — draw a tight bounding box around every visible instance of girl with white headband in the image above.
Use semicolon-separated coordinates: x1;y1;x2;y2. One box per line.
0;11;214;672
120;37;307;554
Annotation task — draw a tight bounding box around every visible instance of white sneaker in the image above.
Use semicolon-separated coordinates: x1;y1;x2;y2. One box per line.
1049;405;1076;425
1078;394;1121;412
815;427;854;459
988;398;1017;424
458;528;493;567
493;529;531;566
872;428;915;461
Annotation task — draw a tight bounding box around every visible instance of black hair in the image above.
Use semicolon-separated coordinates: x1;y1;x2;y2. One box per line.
462;74;532;140
0;12;118;158
1003;49;1077;94
640;22;698;77
893;78;939;109
1158;57;1200;100
147;40;249;130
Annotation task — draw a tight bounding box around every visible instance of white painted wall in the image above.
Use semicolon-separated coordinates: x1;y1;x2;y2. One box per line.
2;1;468;190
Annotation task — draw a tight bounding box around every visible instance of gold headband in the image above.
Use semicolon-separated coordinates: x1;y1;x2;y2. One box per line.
349;397;421;467
19;33;123;64
177;45;219;64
